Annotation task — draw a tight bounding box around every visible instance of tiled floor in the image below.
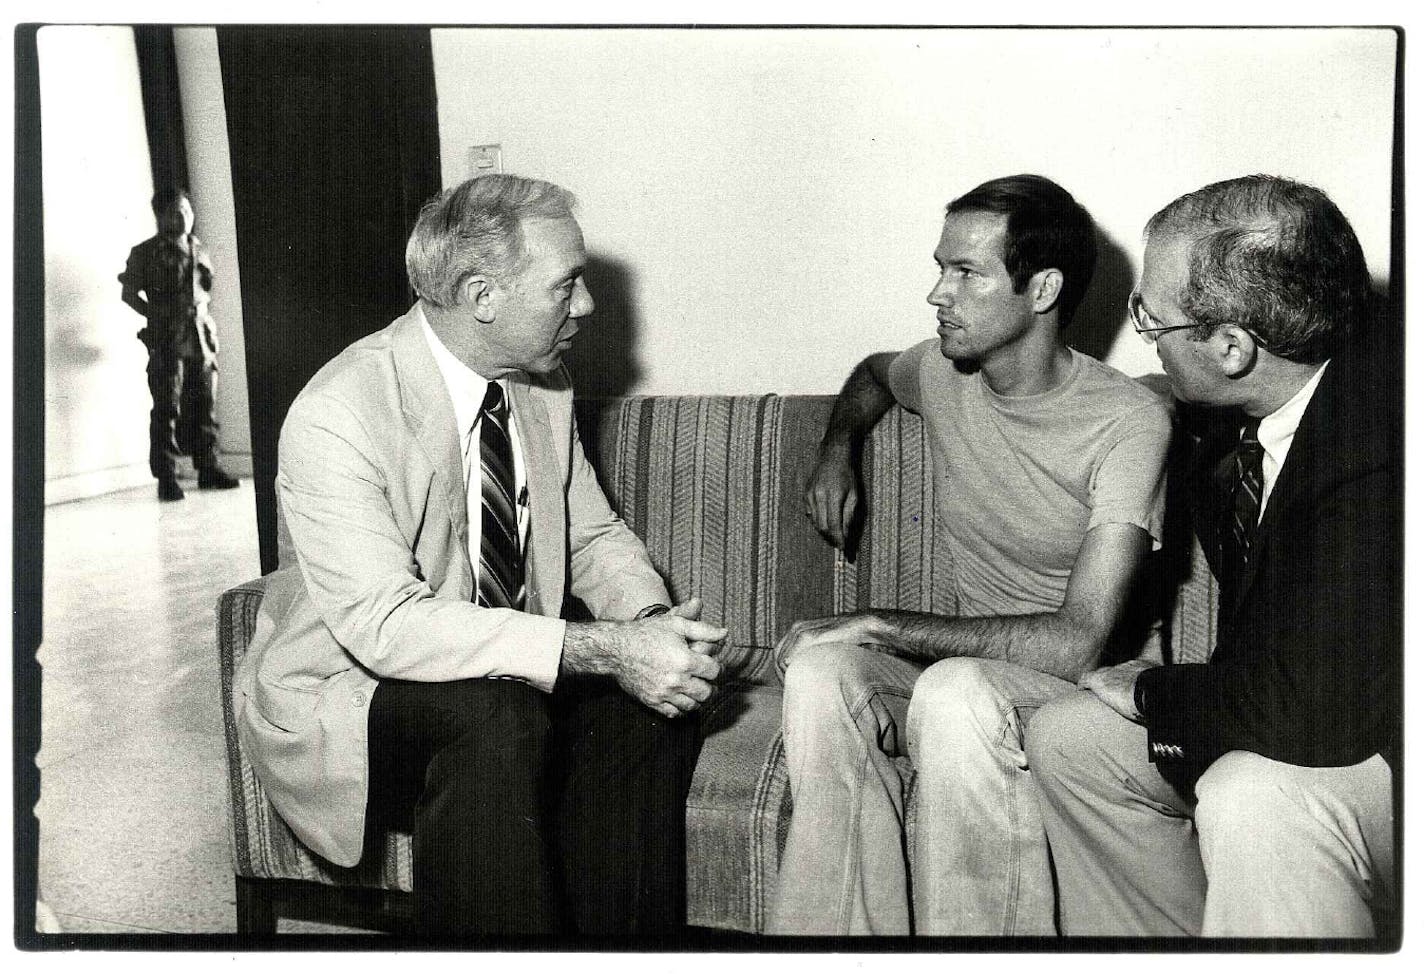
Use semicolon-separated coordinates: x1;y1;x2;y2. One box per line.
34;478;356;934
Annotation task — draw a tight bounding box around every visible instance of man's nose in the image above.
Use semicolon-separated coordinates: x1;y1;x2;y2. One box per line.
571;279;595;318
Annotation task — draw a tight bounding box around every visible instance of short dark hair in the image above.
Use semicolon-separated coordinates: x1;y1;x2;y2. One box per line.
945;174;1097;326
151;185;189;214
1144;175;1368;364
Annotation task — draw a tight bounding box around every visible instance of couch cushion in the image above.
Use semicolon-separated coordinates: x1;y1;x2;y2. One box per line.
831;404;959;617
576;396;846;682
685;681;789;933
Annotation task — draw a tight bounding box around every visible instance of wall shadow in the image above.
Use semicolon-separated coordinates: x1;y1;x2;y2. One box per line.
45;259;111;368
1068;227;1136;362
562;252;645;397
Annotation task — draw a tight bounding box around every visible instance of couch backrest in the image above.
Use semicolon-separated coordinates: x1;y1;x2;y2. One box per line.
576;395;1219;682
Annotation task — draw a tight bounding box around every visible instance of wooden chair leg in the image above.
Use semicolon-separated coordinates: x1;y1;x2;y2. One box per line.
235;875;278;935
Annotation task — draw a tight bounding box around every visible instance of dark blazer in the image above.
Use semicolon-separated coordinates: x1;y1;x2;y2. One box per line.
1136;326;1401;782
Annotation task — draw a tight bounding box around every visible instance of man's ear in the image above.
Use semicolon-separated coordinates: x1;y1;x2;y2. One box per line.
1030;268;1064;315
1213;324;1259;379
459;274;498;324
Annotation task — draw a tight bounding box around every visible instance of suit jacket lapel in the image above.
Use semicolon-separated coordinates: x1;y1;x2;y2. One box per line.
508;377;565;618
390;307;468;545
1230;370;1333;616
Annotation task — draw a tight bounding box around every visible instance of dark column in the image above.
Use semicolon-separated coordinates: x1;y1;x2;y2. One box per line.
14;23;45;947
133;25;189;198
217;26;442;572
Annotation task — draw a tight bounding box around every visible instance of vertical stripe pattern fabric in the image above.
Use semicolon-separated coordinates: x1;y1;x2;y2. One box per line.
221;391;1224;930
604;396;786;657
577;396;963;680
475;382;523;610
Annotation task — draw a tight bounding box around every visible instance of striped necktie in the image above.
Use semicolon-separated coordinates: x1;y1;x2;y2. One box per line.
474;382;524;610
1223;418;1264;602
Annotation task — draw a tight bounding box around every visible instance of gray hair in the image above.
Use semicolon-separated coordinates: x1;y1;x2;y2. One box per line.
1144;175;1368;364
405;174;577;308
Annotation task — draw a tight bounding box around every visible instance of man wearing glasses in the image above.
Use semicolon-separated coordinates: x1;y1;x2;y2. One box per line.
769;175;1173;935
1029;176;1398;938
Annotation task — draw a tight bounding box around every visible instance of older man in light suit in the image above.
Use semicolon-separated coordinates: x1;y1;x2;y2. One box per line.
236;174;726;938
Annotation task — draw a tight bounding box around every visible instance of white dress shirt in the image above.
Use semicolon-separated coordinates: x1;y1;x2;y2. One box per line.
1255;360;1330;523
419;307;531;581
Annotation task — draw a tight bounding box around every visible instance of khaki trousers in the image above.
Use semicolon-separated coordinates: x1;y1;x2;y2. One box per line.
770;647;1072;935
1028;690;1394;938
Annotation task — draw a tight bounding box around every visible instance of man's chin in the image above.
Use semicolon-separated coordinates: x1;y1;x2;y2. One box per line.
938;339;981;372
1162;376;1200;405
525;350;568;375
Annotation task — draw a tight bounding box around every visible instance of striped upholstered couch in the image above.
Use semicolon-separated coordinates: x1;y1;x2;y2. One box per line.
216;394;1218;935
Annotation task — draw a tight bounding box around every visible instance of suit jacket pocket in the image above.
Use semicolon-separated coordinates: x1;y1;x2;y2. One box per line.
253;680;321;735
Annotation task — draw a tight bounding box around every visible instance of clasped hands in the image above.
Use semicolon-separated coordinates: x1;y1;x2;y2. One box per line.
614;597;728;720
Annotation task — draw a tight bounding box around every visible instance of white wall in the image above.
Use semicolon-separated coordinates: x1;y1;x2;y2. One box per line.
40;26;157;503
432;27;1396;394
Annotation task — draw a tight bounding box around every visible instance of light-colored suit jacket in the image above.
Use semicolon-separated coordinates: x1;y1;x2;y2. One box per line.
235;305;670;866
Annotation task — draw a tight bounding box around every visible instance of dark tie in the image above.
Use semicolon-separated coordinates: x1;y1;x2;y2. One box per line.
475;382;524;610
1222;418;1265;602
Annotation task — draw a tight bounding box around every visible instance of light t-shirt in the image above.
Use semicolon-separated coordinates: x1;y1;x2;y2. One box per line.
887;339;1172;619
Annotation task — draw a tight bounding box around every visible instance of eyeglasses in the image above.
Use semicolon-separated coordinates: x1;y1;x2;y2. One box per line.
1128;292;1273;352
1128;292;1198;344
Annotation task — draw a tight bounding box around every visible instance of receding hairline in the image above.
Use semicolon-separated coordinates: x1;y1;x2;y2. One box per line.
508;214;588;281
934;208;1011;262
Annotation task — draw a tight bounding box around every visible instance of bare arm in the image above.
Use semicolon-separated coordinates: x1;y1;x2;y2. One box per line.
776;522;1152;682
805;352;898;550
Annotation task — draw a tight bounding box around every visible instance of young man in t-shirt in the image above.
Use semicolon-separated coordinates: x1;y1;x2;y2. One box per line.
768;175;1172;936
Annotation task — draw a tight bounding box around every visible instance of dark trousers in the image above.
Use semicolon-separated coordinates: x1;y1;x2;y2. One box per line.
365;675;701;938
147;339;218;480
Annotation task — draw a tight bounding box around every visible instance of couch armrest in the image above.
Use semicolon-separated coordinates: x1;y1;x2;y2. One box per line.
216;576;270;681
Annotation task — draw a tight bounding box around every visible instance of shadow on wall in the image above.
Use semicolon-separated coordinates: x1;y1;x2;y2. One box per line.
47;259;115;369
45;256;144;471
563;253;644;397
1068;226;1135;363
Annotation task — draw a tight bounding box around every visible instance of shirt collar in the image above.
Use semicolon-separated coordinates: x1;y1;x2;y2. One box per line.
418;303;491;442
1257;359;1330;468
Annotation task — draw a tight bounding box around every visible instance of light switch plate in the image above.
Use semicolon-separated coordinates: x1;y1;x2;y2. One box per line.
468;144;503;178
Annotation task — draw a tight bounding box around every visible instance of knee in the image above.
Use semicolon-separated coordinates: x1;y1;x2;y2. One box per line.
1194;751;1287;843
435;679;550;761
906;657;1003;744
1022;691;1108;788
600;687;700;761
782;642;874;715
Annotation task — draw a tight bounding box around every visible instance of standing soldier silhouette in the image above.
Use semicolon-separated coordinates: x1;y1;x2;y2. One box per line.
119;186;239;500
